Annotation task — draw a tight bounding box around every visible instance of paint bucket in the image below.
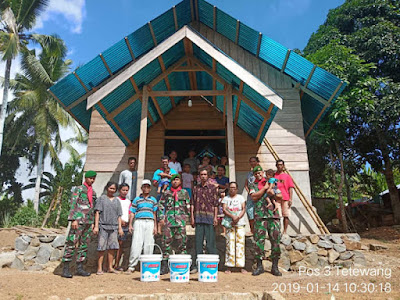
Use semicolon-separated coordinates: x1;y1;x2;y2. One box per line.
168;254;192;283
197;254;220;282
139;254;162;282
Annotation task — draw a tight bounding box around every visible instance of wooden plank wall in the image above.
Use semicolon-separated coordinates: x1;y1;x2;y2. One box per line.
195;23;309;172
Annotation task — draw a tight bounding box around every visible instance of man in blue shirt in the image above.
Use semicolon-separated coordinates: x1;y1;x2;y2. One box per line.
152;156;178;195
127;179;158;273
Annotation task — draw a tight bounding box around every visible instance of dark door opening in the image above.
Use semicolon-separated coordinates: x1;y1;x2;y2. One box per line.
164;130;226;163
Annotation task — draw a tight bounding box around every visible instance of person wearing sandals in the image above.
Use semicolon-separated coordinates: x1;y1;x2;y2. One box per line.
126;179;158;273
222;182;247;274
114;183;131;271
93;181;124;275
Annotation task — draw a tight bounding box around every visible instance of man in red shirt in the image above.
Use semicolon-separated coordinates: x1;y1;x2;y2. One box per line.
274;160;294;235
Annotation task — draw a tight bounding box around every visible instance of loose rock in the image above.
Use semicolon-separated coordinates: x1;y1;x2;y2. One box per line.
51;235;66;248
288;250;304;264
15;236;30;253
328;249;340;263
304;253;318;267
369;244;388;251
23;246;39;261
35;244;54;264
333;244;346;253
21;235;32;244
292;241;306;251
339;251;354;260
39;235;56;243
30;237;41;247
317;240;333;249
10;257;25;270
281;235;291;246
0;251;17;268
279;254;291;271
305;244;318;254
317;249;328;256
309;234;319;244
50;249;62;261
343;239;361;251
330;235;343;244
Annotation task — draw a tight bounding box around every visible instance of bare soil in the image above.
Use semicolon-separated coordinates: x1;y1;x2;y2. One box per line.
0;227;399;300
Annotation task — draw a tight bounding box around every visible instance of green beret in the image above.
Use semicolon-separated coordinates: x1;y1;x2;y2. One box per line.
171;174;181;181
85;170;97;178
253;166;263;174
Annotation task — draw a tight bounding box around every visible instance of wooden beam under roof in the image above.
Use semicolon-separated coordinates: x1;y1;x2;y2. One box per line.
148;86;167;128
148;90;227;97
281;49;291;73
157;56;176;107
189;55;272;120
292;79;329;106
73;72;89;92
234;81;244;125
255;103;274;143
124;37;136;60
173;6;178;31
183;38;198;91
99;53;113;76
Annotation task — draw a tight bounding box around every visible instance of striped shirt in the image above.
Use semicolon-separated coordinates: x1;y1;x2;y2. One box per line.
130;195;157;219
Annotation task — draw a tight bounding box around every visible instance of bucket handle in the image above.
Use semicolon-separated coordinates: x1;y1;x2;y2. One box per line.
144;243;162;255
168;259;192;275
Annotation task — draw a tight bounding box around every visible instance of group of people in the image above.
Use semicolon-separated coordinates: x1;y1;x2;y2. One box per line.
60;150;294;279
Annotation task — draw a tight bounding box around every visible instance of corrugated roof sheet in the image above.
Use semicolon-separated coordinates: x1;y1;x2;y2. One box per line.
49;0;346;143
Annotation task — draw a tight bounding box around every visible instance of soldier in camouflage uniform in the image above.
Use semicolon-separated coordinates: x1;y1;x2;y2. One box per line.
61;170;97;278
248;166;282;276
158;174;190;275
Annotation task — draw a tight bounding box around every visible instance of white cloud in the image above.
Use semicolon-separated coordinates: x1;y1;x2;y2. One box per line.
34;0;86;34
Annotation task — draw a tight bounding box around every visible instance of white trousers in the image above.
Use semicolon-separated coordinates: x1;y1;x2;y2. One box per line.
128;219;154;269
225;225;245;268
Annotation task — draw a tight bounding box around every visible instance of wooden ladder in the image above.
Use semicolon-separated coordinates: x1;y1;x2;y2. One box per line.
263;138;330;234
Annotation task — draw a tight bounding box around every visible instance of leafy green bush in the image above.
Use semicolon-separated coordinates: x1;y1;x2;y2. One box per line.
11;201;40;227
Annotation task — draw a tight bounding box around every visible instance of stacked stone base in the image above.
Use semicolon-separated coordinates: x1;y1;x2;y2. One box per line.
0;231;374;273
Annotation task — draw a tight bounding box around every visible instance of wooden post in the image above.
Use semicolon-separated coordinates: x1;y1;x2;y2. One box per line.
137;86;149;197
226;85;236;182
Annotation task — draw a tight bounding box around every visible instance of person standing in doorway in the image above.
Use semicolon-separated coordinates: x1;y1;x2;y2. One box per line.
152;156;178;197
190;168;219;273
220;156;229;178
249;166;282;277
215;165;229;190
274;159;294;235
61;170;97;278
183;149;200;174
119;157;137;201
168;150;182;174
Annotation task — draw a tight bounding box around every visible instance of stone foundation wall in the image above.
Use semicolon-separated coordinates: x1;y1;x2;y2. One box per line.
0;231;377;274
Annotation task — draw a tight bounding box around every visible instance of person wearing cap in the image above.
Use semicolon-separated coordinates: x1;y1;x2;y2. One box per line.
158;174;190;275
61;170;97;278
248;166;282;277
126;179;158;273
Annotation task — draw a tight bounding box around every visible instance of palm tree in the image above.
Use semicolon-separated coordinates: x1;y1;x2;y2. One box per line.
9;35;85;212
0;0;53;156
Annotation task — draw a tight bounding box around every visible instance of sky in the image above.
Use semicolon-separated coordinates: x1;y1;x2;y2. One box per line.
1;0;345;200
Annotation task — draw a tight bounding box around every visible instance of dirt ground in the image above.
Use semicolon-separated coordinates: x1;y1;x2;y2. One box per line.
0;227;399;300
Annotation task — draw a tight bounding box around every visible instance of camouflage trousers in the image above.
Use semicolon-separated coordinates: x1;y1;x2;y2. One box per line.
254;218;281;260
62;223;92;263
162;225;187;260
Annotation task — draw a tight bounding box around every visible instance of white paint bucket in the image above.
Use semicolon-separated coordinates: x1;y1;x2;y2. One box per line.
197;254;220;282
168;254;192;283
139;254;162;282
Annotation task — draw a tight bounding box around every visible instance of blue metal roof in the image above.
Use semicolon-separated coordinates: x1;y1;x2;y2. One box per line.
49;0;346;143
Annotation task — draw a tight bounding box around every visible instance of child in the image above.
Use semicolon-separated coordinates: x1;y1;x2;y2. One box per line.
157;165;171;194
265;169;282;211
127;179;158;273
209;171;219;188
182;164;194;199
217;189;226;237
93;182;124;275
114;183;131;271
61;170;97;278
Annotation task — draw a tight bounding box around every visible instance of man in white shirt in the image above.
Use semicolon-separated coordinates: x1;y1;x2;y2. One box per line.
119;157;137;200
168;150;182;174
